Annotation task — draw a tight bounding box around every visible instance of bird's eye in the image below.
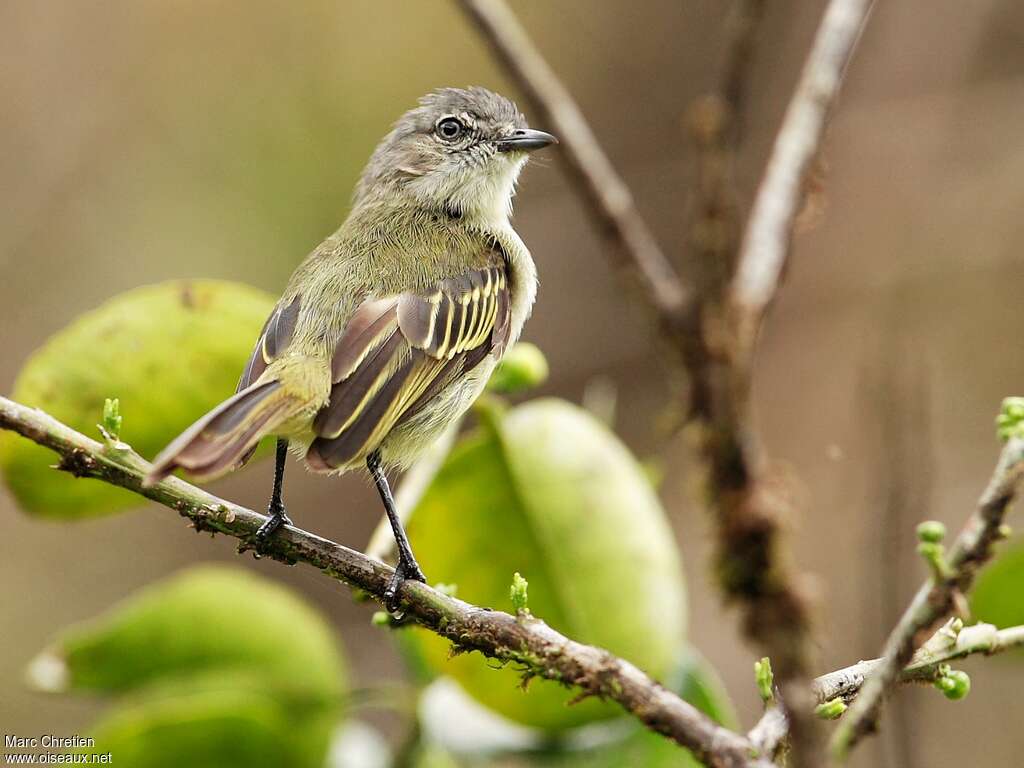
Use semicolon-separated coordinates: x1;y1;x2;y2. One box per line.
436;117;465;141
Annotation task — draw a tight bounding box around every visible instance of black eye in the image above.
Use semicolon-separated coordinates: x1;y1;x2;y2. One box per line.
436;117;464;141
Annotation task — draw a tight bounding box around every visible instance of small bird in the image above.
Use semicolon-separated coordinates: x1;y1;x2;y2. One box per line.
145;87;556;605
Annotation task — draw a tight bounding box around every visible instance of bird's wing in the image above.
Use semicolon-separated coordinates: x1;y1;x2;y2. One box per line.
229;294;302;468
306;265;511;470
237;294;303;391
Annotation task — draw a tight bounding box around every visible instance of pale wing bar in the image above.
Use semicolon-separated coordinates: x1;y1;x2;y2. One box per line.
306;265;510;470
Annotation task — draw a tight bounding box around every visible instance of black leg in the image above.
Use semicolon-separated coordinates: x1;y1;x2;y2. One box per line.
367;450;427;609
256;438;292;546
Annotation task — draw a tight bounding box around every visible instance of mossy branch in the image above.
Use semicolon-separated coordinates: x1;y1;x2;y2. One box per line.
0;394;769;768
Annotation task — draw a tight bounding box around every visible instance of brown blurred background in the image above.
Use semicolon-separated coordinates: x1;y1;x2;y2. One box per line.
3;1;1024;766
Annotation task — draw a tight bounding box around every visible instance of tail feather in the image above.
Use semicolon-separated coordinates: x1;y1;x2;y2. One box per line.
144;380;292;486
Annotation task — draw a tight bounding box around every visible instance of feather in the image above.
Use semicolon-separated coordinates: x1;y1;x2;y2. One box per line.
238;294;301;391
145;380;290;484
306;264;512;470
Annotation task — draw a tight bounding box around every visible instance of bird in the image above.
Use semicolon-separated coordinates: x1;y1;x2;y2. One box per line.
144;87;556;606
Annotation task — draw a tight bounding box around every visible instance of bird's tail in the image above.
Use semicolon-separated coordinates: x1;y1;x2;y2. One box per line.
144;380;299;486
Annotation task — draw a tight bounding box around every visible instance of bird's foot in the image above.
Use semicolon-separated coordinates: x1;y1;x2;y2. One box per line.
384;556;427;613
255;501;292;553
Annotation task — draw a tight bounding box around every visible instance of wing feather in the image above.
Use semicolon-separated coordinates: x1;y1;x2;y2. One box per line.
238;294;301;390
306;263;512;470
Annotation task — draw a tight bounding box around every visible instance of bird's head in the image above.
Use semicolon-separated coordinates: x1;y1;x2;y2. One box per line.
356;87;557;225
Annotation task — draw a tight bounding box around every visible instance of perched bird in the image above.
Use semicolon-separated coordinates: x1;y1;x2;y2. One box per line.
145;87;556;604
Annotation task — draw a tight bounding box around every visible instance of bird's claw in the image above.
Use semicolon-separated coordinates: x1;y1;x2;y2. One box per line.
384;557;427;613
255;503;292;552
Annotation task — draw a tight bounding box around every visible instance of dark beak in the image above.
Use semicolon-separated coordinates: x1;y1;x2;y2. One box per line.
496;128;558;152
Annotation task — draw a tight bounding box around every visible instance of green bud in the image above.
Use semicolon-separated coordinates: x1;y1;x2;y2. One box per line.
917;541;952;581
101;397;122;441
488;343;549;393
916;521;946;544
996;397;1024;441
934;669;970;700
510;572;530;616
815;697;848;720
371;611;390;627
997;524;1013;540
754;657;774;704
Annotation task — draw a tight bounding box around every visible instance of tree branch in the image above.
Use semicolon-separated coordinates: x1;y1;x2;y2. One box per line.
698;2;873;764
457;2;873;765
729;0;874;364
455;0;691;323
749;621;1024;758
0;394;769;768
831;435;1024;757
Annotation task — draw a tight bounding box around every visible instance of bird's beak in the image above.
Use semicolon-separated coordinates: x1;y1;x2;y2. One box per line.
496;128;558;152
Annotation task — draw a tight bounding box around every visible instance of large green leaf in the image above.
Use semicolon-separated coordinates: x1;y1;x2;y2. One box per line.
971;538;1024;633
0;279;274;518
32;566;347;768
31;564;347;700
404;398;687;732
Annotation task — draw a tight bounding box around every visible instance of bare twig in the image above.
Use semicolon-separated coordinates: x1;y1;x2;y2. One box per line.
831;436;1024;757
729;0;874;364
456;0;690;322
0;395;770;768
749;621;1024;757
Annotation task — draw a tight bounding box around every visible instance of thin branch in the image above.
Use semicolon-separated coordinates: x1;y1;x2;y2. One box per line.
699;2;874;764
831;435;1024;757
455;0;691;322
749;621;1024;757
0;394;769;768
457;2;873;766
729;0;874;363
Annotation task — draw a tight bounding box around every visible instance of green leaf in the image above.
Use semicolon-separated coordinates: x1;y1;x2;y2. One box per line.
971;538;1024;635
80;686;331;768
404;398;687;732
0;279;274;518
29;564;347;700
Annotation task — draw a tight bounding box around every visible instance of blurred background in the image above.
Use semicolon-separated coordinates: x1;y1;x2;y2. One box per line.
3;1;1024;766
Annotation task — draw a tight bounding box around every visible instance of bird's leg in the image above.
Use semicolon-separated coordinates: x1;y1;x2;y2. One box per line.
367;450;427;609
256;438;293;546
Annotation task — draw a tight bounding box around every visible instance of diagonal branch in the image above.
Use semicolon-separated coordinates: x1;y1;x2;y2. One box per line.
729;0;875;364
456;0;691;323
830;435;1024;757
0;394;769;768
